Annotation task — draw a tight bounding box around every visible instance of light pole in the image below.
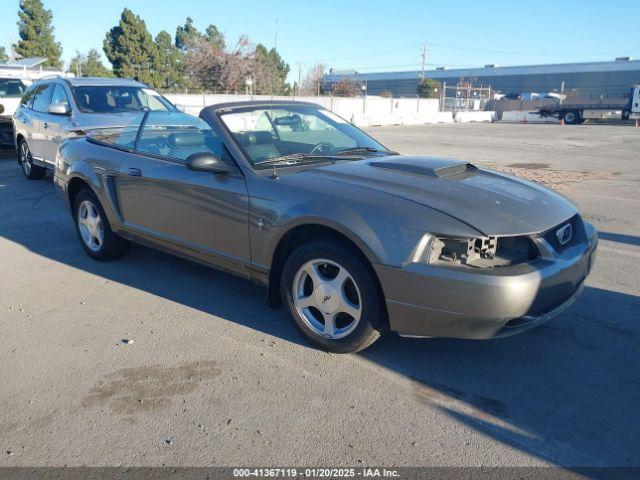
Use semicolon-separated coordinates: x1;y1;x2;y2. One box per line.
361;83;367;114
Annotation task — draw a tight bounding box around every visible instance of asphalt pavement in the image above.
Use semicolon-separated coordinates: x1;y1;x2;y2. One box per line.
0;122;638;469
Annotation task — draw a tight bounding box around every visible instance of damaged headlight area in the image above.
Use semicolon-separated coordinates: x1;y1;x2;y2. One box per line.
428;235;538;268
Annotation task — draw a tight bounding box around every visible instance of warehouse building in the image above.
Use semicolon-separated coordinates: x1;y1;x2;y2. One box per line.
323;58;640;99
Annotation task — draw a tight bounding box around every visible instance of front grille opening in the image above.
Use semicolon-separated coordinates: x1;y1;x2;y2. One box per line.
539;214;586;253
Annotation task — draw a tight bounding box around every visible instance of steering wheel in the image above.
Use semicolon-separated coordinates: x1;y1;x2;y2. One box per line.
309;142;335;155
155;136;167;149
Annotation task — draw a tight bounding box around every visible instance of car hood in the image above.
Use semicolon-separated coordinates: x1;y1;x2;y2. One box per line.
2;98;21;117
299;156;577;236
71;111;144;131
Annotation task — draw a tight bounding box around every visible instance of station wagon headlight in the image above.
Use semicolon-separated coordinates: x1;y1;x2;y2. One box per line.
427;235;537;268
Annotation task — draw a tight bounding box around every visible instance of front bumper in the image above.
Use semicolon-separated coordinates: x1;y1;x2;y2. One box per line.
0;116;14;149
54;174;71;212
375;223;597;339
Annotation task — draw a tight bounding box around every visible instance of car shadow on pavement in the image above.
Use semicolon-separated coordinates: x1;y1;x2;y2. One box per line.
362;286;640;472
1;161;639;472
598;231;640;247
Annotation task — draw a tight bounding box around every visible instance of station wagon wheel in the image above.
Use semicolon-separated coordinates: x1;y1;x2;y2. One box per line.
281;241;385;353
18;139;46;180
72;189;130;261
293;258;362;339
77;200;104;252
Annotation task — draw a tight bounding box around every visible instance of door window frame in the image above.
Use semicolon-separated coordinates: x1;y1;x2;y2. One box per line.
87;111;243;176
50;83;71;109
31;83;55;113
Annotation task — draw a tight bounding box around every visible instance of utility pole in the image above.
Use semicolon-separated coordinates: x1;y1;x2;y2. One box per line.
296;61;304;97
420;44;428;82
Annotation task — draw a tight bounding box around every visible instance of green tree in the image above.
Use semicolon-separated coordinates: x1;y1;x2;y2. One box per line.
176;18;226;51
205;25;225;50
0;46;8;63
13;0;62;68
253;44;290;95
175;17;201;51
417;78;442;98
68;49;114;77
103;8;157;86
153;30;184;90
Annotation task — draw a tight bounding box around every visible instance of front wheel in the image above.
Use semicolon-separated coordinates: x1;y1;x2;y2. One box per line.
280;241;385;353
73;189;130;261
18;139;46;180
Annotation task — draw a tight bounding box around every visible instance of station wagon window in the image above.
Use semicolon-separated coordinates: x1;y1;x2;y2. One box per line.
32;83;54;113
135;112;222;162
20;84;38;108
71;85;174;113
50;84;70;108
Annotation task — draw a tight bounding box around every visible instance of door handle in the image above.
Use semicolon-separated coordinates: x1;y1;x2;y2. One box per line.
43;122;49;129
127;168;142;177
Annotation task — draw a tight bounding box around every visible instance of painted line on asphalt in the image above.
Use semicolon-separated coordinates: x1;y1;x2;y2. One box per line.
598;245;640;258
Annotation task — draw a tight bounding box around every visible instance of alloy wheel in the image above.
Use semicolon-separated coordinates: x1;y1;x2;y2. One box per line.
292;258;362;339
77;200;104;252
20;141;32;176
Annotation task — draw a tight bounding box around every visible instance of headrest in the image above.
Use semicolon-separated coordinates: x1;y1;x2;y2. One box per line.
237;131;272;146
168;131;206;147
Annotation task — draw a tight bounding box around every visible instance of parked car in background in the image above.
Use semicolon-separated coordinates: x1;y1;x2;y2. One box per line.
0;77;29;149
54;101;597;353
1;57;73;149
503;93;522;100
13;77;177;179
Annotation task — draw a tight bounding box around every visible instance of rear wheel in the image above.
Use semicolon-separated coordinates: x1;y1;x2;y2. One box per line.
73;189;130;260
281;241;384;353
562;110;581;125
18;139;46;180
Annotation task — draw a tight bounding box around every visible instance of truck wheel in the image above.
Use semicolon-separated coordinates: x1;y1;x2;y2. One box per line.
622;110;630;121
18;139;46;180
280;241;384;353
562;111;581;125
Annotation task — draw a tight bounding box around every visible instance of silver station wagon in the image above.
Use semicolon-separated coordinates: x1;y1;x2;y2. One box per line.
13;77;175;179
53;101;597;353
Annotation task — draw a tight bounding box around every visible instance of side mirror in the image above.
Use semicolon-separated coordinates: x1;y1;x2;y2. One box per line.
186;152;230;174
48;102;71;116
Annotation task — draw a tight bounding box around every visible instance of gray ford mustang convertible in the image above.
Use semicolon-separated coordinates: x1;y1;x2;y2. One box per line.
53;101;597;353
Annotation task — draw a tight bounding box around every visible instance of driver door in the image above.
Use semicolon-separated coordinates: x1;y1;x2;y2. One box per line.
115;113;251;275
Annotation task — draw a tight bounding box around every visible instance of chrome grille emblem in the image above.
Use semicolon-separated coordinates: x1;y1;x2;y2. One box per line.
556;223;573;245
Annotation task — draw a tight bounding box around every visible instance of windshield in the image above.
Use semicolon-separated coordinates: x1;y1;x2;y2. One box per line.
0;79;27;98
71;85;175;113
219;104;388;167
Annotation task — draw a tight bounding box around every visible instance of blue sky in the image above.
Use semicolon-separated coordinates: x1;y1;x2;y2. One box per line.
1;0;638;79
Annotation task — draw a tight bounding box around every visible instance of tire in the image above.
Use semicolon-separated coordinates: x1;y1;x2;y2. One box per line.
562;110;581;125
18;139;46;180
622;110;630;121
72;188;130;261
280;241;385;353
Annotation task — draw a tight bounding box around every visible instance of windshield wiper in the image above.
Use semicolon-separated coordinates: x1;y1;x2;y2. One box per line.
336;146;399;156
253;153;361;167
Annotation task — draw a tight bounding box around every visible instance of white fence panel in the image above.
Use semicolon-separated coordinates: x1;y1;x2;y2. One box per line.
164;94;444;127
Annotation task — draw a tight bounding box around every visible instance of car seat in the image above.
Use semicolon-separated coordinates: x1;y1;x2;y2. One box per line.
236;131;280;162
